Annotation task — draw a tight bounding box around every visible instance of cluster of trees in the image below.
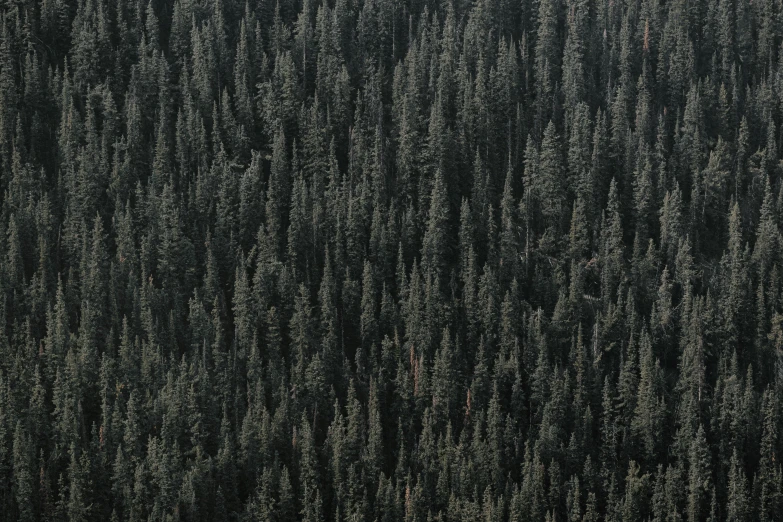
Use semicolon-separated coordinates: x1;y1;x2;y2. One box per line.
2;0;783;519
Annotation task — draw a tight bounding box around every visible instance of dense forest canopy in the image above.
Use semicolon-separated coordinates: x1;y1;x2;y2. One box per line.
2;0;783;519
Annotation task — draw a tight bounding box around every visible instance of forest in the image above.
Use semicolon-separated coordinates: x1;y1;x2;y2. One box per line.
0;0;783;519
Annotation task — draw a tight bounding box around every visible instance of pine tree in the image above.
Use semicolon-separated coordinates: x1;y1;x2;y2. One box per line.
726;448;749;522
687;425;712;522
538;121;567;236
534;0;561;127
422;170;452;281
601;179;625;305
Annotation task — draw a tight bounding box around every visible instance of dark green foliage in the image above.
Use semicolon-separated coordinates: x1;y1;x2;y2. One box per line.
1;0;783;520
